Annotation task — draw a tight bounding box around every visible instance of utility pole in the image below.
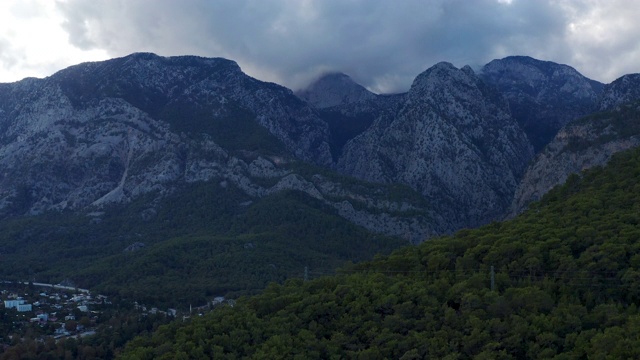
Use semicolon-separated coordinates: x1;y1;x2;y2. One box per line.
490;265;495;292
304;266;309;282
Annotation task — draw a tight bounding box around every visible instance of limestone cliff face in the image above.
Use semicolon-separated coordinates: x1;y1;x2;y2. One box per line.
599;74;640;111
49;53;333;166
337;63;534;231
4;52;637;241
510;73;640;216
480;56;603;152
0;54;329;210
0;53;436;240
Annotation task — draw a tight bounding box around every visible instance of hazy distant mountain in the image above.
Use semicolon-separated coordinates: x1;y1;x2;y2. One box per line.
295;72;377;108
297;72;405;161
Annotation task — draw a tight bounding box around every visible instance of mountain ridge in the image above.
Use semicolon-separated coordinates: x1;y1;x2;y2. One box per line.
298;56;640;221
336;61;534;230
479;55;604;152
3;52;640;237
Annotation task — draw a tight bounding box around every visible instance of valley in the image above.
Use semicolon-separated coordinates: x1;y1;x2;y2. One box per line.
0;52;639;358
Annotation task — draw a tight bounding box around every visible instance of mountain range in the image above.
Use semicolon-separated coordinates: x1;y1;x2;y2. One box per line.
1;52;640;298
4;53;637;237
3;52;640;357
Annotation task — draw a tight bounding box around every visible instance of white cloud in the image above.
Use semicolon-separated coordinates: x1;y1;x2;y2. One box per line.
0;0;108;83
560;0;640;82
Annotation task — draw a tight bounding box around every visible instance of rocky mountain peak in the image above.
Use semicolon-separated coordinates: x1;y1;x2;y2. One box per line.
410;61;473;91
50;53;243;111
461;65;475;77
4;52;639;241
598;73;640;111
337;61;534;231
408;61;510;131
0;52;335;218
480;56;603;152
481;55;602;97
296;72;376;108
508;69;640;217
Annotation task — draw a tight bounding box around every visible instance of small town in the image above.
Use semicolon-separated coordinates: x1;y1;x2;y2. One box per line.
0;282;113;346
0;280;235;353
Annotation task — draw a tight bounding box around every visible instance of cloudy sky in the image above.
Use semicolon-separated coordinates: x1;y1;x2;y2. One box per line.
0;0;639;93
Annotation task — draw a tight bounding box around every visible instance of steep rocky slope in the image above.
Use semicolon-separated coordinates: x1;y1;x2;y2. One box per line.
0;53;436;240
0;54;324;210
3;52;635;240
598;73;640;111
337;63;534;230
480;56;604;152
510;74;640;215
304;57;608;231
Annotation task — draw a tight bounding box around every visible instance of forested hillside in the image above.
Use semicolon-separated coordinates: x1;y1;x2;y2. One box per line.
0;178;408;308
121;146;640;359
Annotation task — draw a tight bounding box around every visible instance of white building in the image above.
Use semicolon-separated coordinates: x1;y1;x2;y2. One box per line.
16;304;32;312
212;296;225;305
4;299;25;309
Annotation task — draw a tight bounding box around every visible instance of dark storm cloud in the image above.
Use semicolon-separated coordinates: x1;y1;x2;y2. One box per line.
56;0;639;93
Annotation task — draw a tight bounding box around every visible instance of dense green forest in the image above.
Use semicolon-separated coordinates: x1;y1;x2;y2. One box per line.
0;177;408;309
120;146;640;359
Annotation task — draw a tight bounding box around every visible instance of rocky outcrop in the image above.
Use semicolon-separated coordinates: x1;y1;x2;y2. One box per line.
337;62;534;231
52;53;333;166
480;56;603;152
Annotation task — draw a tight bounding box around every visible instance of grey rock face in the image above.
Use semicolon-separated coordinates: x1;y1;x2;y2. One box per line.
510;100;640;216
53;53;332;165
480;56;603;152
598;73;640;111
6;52;637;242
0;53;436;240
0;53;333;212
337;62;534;231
